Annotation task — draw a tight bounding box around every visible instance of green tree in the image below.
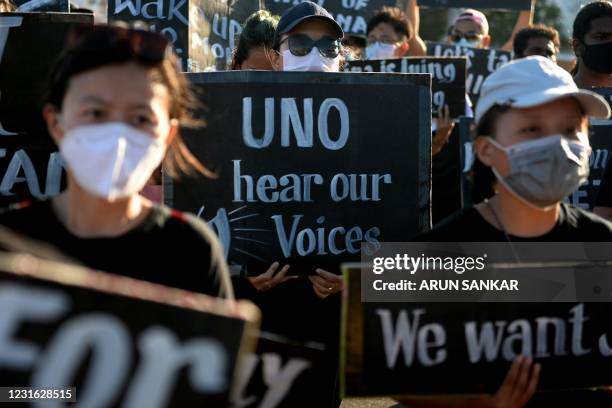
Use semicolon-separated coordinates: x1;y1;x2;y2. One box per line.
485;0;567;50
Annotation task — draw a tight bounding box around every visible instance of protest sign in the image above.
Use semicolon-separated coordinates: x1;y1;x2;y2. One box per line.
567;88;612;210
0;251;259;406
0;13;93;206
107;0;260;71
265;0;394;35
341;263;612;397
426;41;512;106
418;0;532;11
232;332;328;407
167;71;432;275
345;57;466;118
13;0;69;11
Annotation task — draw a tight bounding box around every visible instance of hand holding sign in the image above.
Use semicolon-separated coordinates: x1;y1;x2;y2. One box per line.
432;105;455;156
248;262;296;292
489;357;541;408
401;357;541;408
309;269;344;299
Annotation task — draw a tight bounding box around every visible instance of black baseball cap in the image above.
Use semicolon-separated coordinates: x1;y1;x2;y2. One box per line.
273;1;344;49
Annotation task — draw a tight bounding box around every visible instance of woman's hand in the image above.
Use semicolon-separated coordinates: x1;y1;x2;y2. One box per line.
487;356;541;408
247;262;295;292
397;356;540;408
432;104;455;156
308;269;344;299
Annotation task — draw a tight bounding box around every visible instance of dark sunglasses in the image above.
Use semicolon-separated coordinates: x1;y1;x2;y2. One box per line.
280;34;341;59
449;29;483;43
68;24;171;63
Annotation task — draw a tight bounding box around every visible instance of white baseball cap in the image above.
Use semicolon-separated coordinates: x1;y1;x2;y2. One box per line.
475;56;611;125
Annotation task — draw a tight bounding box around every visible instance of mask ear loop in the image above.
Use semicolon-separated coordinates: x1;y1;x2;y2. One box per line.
264;44;282;71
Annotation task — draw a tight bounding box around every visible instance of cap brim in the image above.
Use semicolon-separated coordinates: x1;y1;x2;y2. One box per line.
280;15;344;40
512;88;611;120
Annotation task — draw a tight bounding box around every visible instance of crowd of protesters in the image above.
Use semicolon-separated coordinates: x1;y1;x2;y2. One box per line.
1;0;612;407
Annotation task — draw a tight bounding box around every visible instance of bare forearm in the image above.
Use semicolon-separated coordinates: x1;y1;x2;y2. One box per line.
405;0;427;56
500;2;535;51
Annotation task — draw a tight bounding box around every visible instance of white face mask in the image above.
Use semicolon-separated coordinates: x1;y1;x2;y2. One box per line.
365;42;396;60
59;122;167;202
282;48;340;72
454;37;482;48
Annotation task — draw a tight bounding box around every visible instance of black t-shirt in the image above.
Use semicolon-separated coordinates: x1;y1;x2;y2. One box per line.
414;203;612;407
596;159;612;208
0;200;230;297
417;202;612;241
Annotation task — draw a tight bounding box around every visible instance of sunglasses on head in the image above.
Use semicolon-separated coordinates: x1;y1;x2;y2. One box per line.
280;33;341;59
449;29;483;43
69;24;171;63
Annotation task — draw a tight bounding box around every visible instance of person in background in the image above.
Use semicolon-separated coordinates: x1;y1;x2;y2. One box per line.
256;5;346;405
231;10;279;70
447;8;492;49
571;0;612;88
342;34;366;61
363;5;454;159
0;25;233;299
447;7;534;52
513;24;560;63
418;56;612;243
365;6;424;60
270;0;343;73
572;1;612;220
0;0;16;12
269;2;345;294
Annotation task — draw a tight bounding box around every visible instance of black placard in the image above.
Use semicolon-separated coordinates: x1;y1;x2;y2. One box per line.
188;0;260;71
567;88;612;211
426;41;512;107
107;0;259;71
341;264;612;398
264;0;395;35
0;252;258;407
233;332;329;407
345;57;466;119
13;0;69;11
167;71;431;275
0;13;93;207
418;0;532;11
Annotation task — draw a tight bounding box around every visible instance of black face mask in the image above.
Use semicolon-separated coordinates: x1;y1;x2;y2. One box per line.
581;41;612;74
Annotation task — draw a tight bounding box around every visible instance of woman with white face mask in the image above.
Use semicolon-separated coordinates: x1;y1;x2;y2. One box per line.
0;25;233;299
365;7;413;60
419;56;612;243
270;1;344;72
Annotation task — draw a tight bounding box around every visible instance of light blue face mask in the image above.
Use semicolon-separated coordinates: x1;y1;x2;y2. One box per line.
488;133;591;209
454;37;482;48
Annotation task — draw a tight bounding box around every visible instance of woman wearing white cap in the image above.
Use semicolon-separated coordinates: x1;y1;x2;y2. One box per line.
407;55;612;408
419;56;612;243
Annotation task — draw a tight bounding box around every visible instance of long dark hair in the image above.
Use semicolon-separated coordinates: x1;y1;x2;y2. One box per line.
46;23;213;179
472;105;510;203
